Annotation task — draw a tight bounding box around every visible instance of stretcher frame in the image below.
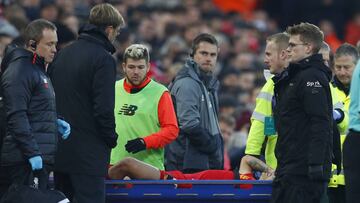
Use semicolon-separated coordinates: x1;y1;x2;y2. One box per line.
106;179;273;203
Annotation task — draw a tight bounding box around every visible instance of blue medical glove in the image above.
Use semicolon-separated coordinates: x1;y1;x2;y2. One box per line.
28;156;43;171
57;119;70;139
332;109;342;122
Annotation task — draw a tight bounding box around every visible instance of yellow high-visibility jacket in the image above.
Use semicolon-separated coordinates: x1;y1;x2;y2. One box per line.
246;78;277;169
328;83;349;187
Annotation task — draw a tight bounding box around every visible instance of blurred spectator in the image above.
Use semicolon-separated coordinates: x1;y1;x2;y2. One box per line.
235;85;260;131
40;0;58;22
60;14;79;35
159;35;187;60
219;68;241;96
319;42;334;71
0;20;18;38
163;62;183;85
135;18;158;48
345;12;360;46
55;23;75;49
320;20;342;51
21;0;41;20
114;28;134;79
213;33;231;69
2;4;29;33
55;0;75;14
183;22;202;46
219;94;238;117
212;0;259;20
38;0;76;50
0;19;19;63
238;69;257;92
231;53;257;71
219;113;236;170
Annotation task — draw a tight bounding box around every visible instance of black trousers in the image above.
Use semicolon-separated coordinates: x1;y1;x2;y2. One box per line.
0;165;15;199
343;130;360;203
54;171;105;203
328;185;346;203
271;175;327;203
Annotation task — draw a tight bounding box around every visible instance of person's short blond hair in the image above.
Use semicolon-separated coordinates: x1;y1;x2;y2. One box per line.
266;32;290;52
89;3;125;29
123;44;150;63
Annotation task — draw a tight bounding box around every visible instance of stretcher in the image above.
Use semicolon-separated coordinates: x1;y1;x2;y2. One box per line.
105;180;273;203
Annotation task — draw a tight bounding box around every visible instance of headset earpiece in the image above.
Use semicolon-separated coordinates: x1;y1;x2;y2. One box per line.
189;44;195;58
30;40;37;50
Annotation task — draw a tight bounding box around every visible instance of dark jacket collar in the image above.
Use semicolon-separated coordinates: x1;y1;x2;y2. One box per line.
332;76;349;95
273;54;332;84
1;44;46;73
78;24;116;54
171;58;219;91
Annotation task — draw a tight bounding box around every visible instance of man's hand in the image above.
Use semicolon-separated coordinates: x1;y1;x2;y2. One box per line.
125;138;146;153
57;119;71;139
104;133;118;148
28;156;43;171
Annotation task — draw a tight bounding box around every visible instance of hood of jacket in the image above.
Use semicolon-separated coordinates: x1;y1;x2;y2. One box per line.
171;58;219;91
78;24;116;54
0;44;46;74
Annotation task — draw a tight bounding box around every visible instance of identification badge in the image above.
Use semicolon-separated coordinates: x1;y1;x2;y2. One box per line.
264;116;276;136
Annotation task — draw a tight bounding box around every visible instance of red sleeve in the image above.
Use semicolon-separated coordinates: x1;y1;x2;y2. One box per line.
142;91;179;149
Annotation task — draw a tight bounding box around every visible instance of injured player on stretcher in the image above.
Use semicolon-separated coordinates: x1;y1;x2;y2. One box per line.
108;155;274;189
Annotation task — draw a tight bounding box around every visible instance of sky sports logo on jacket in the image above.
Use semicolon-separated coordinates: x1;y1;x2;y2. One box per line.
118;104;138;116
306;81;322;88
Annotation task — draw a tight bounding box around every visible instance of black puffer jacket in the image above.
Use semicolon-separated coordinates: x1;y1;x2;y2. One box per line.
0;46;57;166
273;54;333;181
